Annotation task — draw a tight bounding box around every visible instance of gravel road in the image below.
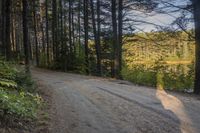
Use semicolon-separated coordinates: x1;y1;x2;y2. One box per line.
32;68;200;133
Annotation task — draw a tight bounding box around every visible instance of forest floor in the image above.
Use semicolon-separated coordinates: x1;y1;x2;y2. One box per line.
32;68;200;133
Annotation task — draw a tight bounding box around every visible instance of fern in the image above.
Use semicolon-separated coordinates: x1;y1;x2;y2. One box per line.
0;78;17;88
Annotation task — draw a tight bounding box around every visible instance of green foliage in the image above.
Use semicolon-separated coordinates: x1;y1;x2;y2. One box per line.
163;71;194;91
122;66;157;87
39;53;47;68
156;72;164;90
122;64;194;91
123;31;195;64
0;60;18;80
0;58;41;122
0;90;41;118
15;71;35;92
122;31;195;91
0;79;17;89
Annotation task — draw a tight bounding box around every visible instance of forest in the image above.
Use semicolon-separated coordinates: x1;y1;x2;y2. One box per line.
0;0;199;91
0;0;200;132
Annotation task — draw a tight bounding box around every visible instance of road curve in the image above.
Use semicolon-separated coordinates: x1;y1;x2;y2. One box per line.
32;68;200;133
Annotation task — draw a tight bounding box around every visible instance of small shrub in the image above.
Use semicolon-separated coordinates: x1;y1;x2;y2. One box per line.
122;64;194;91
0;58;42;125
122;66;157;87
0;89;42;118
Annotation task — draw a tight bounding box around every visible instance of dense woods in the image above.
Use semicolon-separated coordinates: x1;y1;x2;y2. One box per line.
0;0;199;93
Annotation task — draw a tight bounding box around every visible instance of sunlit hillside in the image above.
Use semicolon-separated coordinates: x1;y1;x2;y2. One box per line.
122;31;195;91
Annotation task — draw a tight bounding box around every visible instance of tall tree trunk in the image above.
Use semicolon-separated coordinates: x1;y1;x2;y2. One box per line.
5;0;11;60
111;0;118;78
52;0;57;61
78;0;81;56
97;0;102;75
117;0;123;79
68;0;72;68
22;0;30;72
1;0;5;56
46;0;50;65
72;3;75;54
63;3;68;71
33;0;39;66
84;0;89;74
59;0;65;70
29;32;33;61
193;0;200;94
41;22;45;54
90;0;102;75
11;10;16;53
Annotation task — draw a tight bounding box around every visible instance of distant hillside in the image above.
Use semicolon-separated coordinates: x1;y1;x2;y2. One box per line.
123;31;195;66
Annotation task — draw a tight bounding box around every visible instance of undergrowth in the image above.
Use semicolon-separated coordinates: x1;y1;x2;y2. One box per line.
0;58;42;127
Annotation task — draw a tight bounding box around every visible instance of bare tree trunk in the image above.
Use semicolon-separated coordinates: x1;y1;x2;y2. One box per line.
5;0;11;60
78;0;81;56
41;22;45;54
97;0;102;75
111;0;118;78
84;0;89;74
68;0;72;68
90;0;102;76
46;0;50;65
117;0;123;79
1;0;5;56
72;3;75;54
52;0;57;61
33;0;39;66
193;0;200;94
22;0;30;72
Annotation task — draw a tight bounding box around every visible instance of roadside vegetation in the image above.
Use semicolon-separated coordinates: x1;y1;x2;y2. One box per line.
122;32;194;91
0;57;42;130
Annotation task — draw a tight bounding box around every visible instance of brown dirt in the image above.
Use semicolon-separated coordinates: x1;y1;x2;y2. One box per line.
31;68;200;133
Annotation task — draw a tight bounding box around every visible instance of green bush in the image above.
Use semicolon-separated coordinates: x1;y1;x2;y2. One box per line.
0;89;41;118
163;72;194;91
122;66;157;87
0;78;17;89
121;64;194;91
0;60;18;80
15;71;35;92
156;72;164;90
0;58;41;121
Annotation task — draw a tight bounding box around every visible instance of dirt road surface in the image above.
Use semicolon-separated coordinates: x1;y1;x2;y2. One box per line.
32;68;200;133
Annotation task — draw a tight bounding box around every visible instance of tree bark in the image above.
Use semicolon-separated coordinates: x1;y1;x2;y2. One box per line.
46;0;50;65
33;1;39;66
78;0;81;56
68;0;73;67
1;0;5;56
5;0;11;60
111;0;118;78
193;0;200;94
84;0;89;74
52;0;57;61
117;0;123;79
22;0;30;72
90;0;102;76
33;0;39;66
97;0;102;75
